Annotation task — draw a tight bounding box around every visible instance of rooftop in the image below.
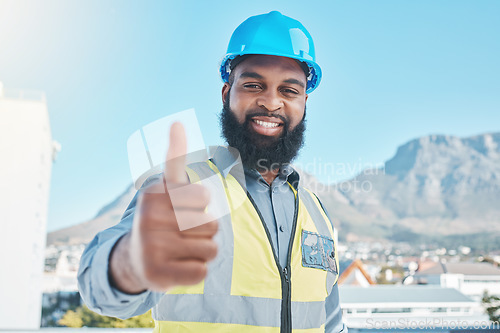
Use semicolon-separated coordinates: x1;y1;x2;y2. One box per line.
339;285;474;304
0;82;46;102
417;262;500;275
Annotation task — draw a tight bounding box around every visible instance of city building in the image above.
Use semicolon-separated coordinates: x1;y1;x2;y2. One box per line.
411;262;500;301
0;82;59;330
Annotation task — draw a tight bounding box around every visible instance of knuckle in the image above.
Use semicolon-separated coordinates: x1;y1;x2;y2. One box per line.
143;265;160;283
206;242;218;260
193;263;208;280
139;207;176;229
206;219;219;234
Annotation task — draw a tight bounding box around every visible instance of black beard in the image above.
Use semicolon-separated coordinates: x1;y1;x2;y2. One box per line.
219;96;306;172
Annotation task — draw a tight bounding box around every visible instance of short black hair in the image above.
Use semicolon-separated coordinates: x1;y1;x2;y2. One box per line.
227;55;310;85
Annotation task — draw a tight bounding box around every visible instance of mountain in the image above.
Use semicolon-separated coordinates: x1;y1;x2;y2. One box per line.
47;133;500;249
313;132;500;246
46;184;136;246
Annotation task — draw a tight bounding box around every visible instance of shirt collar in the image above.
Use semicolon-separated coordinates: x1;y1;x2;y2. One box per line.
210;146;242;178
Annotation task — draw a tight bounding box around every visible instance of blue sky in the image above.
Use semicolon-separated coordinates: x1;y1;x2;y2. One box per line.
0;0;499;232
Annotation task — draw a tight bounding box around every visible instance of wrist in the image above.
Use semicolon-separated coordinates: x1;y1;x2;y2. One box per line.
109;233;147;294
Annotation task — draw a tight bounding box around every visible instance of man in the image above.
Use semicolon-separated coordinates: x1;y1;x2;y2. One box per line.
78;11;347;332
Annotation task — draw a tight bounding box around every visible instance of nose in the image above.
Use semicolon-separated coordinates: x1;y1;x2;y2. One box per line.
256;89;284;112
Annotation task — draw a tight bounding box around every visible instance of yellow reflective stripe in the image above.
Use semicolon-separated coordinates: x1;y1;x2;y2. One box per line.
292;325;326;333
154;321;324;333
206;159;220;173
287;181;298;197
155;321;279;333
166;280;204;295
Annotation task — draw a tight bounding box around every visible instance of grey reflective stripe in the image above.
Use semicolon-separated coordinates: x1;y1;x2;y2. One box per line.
186;162;234;295
298;188;331;238
291;300;326;329
155;294;325;329
326;271;336;296
155;294;281;326
298;187;338;296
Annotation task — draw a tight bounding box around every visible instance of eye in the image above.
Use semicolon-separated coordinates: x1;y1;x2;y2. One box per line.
243;83;262;90
281;87;299;95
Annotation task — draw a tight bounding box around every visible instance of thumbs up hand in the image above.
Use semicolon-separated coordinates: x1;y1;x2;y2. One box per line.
164;122;189;184
110;122;219;293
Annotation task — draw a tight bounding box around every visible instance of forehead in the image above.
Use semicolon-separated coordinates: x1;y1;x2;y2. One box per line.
232;55;306;82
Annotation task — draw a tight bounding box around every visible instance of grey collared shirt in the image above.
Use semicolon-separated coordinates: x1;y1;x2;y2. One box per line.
243;166;296;268
77;146;346;332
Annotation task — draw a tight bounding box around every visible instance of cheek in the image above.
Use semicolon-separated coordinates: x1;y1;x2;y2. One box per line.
229;92;251;123
289;104;306;127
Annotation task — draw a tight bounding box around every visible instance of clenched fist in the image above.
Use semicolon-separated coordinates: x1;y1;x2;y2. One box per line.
110;122;219;293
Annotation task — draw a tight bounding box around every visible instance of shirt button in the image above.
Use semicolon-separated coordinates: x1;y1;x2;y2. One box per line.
279;225;284;232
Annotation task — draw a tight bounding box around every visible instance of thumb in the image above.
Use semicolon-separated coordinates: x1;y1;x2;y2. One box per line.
164;122;188;184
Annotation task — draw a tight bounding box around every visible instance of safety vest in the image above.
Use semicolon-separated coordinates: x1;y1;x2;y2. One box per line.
152;160;339;333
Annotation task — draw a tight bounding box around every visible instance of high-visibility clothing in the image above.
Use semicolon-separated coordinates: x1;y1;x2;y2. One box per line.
152;160;339;333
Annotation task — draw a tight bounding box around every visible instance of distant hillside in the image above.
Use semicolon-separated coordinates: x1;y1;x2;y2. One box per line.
313;132;500;248
46;184;136;246
47;133;500;250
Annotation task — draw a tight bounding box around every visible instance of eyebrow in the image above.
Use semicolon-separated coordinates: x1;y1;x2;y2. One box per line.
283;78;305;89
240;71;264;80
240;72;306;89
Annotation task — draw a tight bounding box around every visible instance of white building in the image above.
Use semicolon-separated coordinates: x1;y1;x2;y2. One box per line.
339;285;489;329
0;82;59;330
43;248;84;293
412;262;500;301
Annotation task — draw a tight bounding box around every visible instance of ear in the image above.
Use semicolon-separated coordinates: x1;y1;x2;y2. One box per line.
222;83;231;104
305;94;308;103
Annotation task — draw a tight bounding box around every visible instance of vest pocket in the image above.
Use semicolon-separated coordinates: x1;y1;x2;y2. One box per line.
301;230;338;274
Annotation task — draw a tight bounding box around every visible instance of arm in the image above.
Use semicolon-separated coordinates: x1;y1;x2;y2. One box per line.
77;191;163;319
78;123;218;319
313;193;348;332
325;283;348;333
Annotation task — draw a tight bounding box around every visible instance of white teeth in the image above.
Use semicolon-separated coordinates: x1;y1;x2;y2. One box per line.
254;120;279;128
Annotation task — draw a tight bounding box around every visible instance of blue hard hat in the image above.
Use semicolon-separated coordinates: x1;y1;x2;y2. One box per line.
220;11;322;93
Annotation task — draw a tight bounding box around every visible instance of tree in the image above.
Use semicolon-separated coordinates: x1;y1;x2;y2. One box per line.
482;290;500;322
59;305;154;328
58;309;83;328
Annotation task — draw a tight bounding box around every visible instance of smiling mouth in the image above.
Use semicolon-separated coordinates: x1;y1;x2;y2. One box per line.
249;116;285;136
251;115;284;127
253;119;281;128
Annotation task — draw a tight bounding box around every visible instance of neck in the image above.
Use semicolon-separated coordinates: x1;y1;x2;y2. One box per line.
259;168;279;185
